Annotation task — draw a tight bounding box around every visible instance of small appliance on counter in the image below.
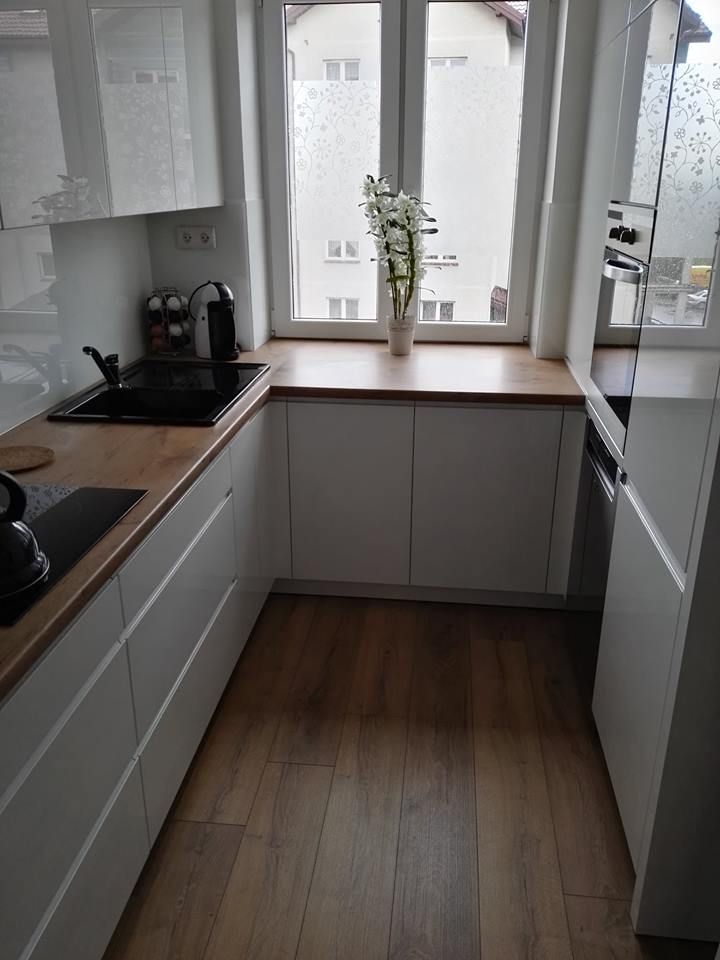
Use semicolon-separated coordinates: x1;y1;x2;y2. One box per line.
189;281;239;361
146;287;193;355
0;472;146;625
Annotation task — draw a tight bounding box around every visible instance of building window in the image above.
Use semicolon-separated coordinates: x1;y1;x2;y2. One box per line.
324;59;360;81
132;69;179;84
263;0;545;339
422;253;458;267
328;297;360;319
37;252;56;281
428;57;467;69
421;300;455;322
326;239;360;261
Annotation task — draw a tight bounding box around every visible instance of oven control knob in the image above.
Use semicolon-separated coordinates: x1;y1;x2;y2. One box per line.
609;225;622;240
619;227;636;244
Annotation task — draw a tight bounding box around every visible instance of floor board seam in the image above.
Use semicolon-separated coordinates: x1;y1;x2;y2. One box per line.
468;615;483;959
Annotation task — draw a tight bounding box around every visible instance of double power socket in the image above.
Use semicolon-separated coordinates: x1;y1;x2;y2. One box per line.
174;225;217;250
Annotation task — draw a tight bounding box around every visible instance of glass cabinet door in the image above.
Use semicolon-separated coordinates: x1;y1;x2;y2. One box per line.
90;3;177;215
0;1;109;227
612;0;680;207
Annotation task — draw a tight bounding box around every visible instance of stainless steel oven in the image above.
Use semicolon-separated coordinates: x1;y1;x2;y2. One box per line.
589;203;654;440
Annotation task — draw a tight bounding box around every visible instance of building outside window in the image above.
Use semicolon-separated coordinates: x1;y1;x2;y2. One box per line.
421;300;455;321
328;297;360;318
323;59;360;80
263;0;547;340
327;239;360;260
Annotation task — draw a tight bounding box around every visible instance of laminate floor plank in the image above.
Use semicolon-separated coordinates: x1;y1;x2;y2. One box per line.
471;608;573;960
103;821;243;960
270;597;363;765
203;762;333;960
347;599;417;718
389;604;480;960
296;714;407;960
526;614;635;900
174;595;316;825
565;896;718;959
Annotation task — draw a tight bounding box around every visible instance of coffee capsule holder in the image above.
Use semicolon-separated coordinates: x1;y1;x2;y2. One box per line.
146;286;193;354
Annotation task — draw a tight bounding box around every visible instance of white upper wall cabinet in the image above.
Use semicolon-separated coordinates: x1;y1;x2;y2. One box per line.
0;0;222;228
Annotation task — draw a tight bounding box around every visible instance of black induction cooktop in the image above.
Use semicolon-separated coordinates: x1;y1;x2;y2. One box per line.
0;483;146;625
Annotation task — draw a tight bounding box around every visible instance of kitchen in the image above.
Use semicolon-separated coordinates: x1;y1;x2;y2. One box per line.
0;1;719;958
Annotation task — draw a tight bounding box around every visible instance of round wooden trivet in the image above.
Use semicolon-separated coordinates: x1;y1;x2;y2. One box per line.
0;445;56;473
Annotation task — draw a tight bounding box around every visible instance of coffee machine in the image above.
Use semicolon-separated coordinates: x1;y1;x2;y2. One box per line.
189;281;239;360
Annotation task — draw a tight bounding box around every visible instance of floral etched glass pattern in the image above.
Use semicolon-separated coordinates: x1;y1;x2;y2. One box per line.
420;1;527;324
643;5;720;329
285;3;380;320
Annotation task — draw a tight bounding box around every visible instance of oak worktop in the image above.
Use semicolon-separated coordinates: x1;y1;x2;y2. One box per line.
0;340;582;700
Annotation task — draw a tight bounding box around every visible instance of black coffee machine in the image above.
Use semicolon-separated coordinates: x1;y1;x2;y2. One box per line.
189;281;240;361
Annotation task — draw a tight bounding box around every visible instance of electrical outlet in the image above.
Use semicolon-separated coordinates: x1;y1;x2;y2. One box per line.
174;225;217;250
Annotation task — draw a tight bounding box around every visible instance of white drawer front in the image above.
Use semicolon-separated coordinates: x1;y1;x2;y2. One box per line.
119;450;232;625
0;645;137;960
27;763;148;960
140;581;243;842
0;580;123;799
127;494;235;740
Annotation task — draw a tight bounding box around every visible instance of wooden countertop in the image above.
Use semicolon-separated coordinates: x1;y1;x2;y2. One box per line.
0;340;582;701
241;339;584;405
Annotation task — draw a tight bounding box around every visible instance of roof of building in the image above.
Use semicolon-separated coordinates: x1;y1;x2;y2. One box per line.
0;10;49;39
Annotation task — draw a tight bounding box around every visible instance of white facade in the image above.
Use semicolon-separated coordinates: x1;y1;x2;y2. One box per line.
285;2;525;324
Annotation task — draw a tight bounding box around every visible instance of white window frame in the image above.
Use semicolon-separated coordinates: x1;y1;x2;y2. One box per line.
37;251;56;281
262;0;552;342
323;58;360;81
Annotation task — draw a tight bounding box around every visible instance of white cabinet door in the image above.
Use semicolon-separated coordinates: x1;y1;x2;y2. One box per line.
593;484;683;867
288;401;414;584
230;406;266;635
411;405;562;593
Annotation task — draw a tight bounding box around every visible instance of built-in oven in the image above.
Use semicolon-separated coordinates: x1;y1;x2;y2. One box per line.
569;419;621;610
589;203;655;445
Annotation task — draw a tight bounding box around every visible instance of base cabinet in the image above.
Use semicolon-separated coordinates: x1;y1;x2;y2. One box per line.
27;764;148;960
411;406;563;593
593;484;682;866
288;401;414;584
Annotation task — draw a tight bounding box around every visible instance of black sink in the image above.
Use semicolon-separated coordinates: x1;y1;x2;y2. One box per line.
49;359;269;425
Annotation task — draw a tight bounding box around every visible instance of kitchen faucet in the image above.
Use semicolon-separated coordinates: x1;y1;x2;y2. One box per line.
82;346;130;389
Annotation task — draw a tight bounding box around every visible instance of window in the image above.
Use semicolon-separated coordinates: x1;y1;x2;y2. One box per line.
132;69;179;84
37;252;56;281
328;297;360;319
423;253;458;266
428;57;467;68
324;59;360;81
326;239;360;261
421;300;455;322
263;0;549;340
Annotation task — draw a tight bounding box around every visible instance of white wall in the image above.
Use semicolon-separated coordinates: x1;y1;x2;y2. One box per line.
0;216;150;435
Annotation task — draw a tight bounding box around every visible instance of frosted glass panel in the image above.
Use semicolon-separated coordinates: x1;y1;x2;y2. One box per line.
91;6;176;215
0;9;67;227
644;4;720;329
284;3;381;320
161;6;195;209
421;1;527;324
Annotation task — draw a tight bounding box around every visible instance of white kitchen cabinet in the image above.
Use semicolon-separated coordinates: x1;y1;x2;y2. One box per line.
0;0;221;228
139;581;242;842
411;405;562;593
288;401;414;584
126;494;236;739
593;483;683;867
27;763;148;960
230;405;267;634
0;643;137;960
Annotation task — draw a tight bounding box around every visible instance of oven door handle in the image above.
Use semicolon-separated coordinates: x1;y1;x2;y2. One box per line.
602;258;643;284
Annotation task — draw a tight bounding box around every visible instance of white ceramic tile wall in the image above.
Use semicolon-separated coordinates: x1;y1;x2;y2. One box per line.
0;216;151;435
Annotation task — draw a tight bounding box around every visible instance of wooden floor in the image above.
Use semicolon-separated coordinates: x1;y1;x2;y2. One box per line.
104;596;717;960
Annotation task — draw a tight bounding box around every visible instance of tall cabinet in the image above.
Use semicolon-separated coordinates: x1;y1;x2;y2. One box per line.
589;0;720;940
